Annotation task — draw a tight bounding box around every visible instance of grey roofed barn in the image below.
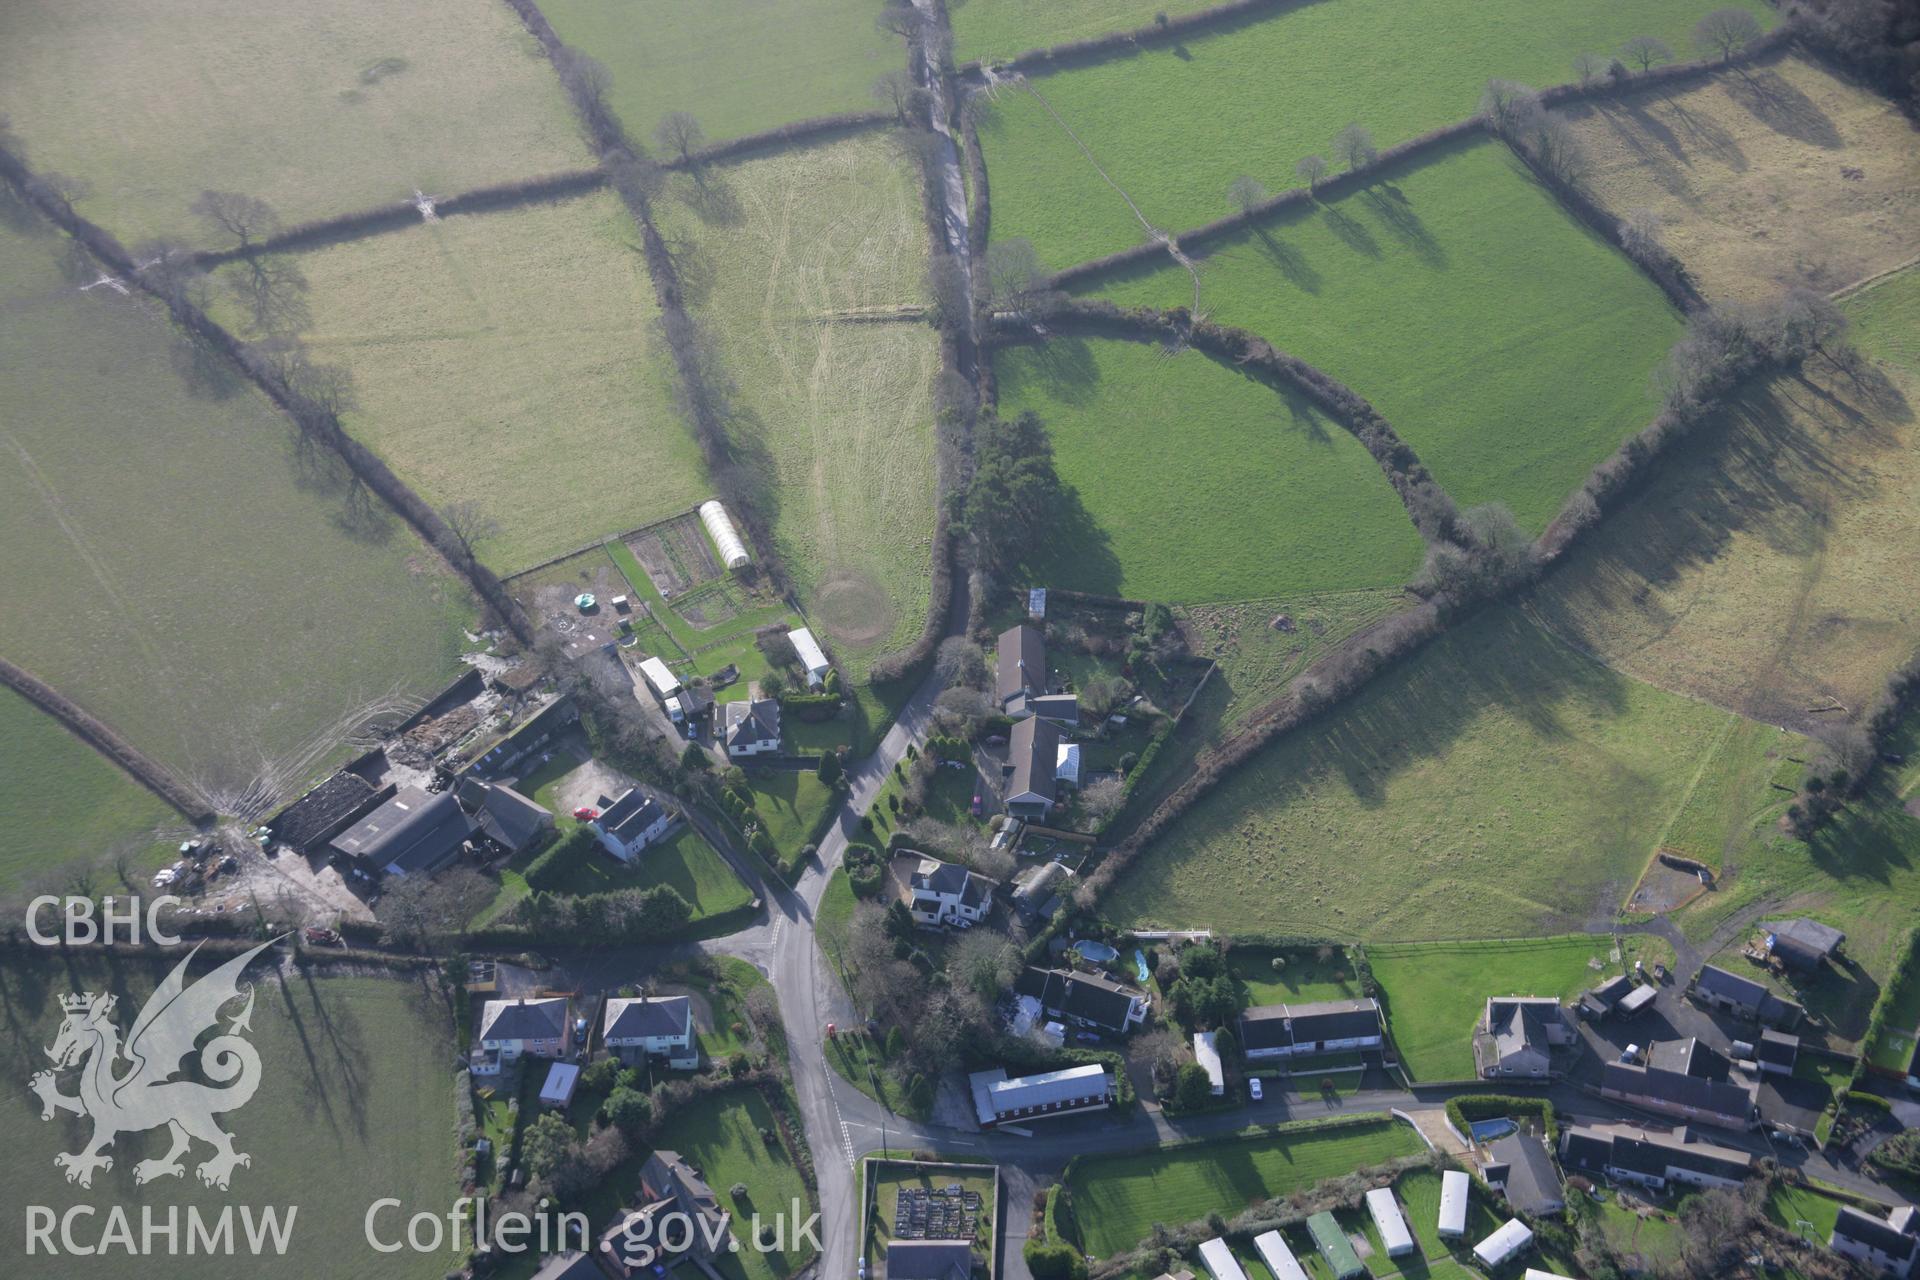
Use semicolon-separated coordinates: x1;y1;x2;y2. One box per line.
1766;918;1845;969
329;785;471;875
458;777;554;853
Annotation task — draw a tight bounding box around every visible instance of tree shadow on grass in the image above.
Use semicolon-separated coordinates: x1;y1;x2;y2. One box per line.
670;169;746;229
1359;183;1446;270
993;334;1101;408
1018;479;1122;598
1318;203;1379;259
1250;224;1322;294
1721;67;1843;150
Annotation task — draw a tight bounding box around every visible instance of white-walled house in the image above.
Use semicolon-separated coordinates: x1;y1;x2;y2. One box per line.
603;996;697;1069
724;698;781;757
473;997;571;1075
889;852;995;927
591;790;673;861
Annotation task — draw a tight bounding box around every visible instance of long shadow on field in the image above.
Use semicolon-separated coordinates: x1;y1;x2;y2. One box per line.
1359;184;1445;270
1250;225;1322;294
272;967;372;1140
1318;203;1380;259
994;333;1101;408
1721;67;1843;150
1019;480;1124;598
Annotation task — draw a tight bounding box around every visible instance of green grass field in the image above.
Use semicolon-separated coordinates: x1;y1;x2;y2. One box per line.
222;189;708;571
1531;265;1920;729
749;769;835;857
992;339;1424;601
0;688;181;890
1105;607;1741;941
652;136;937;672
1370;935;1655;1080
0;213;470;810
0;956;459;1279
952;0;1219;62
1087;137;1683;532
542;0;901;147
541;826;752;918
1396;1167;1503;1266
0;0;586;244
1230;947;1368;1009
1064;1118;1423;1258
1766;1183;1848;1243
976;0;1774;266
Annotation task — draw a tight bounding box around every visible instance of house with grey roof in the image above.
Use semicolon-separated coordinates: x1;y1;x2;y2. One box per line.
1560;1121;1752;1192
1483;1132;1564;1216
886;1240;975;1280
1479;997;1575;1078
724;697;782;758
473;996;571;1076
603;996;696;1068
1005;716;1060;820
591;789;673;861
1830;1203;1918;1278
1691;964;1803;1028
1240;998;1383;1061
889;852;995;928
329;785;472;877
1015;966;1149;1036
529;1252;603;1280
458;777;554;854
1599;1038;1758;1130
996;624;1047;715
1755;1029;1800;1076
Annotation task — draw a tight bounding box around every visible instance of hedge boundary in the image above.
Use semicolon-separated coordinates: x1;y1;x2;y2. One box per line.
0;147;535;650
0;655;213;824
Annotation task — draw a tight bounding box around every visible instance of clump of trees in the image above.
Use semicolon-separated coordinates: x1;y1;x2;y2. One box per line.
954;410;1063;573
1479;80;1586;187
1786;0;1920;109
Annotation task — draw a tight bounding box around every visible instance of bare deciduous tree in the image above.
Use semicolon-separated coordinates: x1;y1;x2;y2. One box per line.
228;253;310;335
441;499;500;562
1620;206;1664;256
1693;8;1763;63
190;190;280;253
935;634;988;690
950;930;1020;1003
876;1;921;39
984;236;1043;304
1227;174;1267;213
1479;79;1539;133
872;70;925;125
1078;776;1125;823
1619;35;1674;72
653;111;706;165
1330;123;1377;172
1572;52;1608;83
1294;153;1328;193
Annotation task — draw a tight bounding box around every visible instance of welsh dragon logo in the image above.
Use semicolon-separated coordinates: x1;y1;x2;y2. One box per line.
29;938;278;1190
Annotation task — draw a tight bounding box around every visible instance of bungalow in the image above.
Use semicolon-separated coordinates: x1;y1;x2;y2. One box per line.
457;778;554;854
1766;918;1845;972
887;1240;975;1280
1239;998;1383;1061
1484;1133;1565;1216
1560;1122;1752;1192
1830;1204;1918;1279
724;698;782;757
1479;997;1576;1078
970;1063;1114;1127
1004;716;1060;820
890;852;996;928
473;996;571;1075
591;789;673;862
787;626;832;689
1755;1029;1800;1076
330;785;472;877
995;624;1047;716
1599;1038;1758;1130
603;995;697;1069
1691;964;1803;1028
1015;966;1150;1036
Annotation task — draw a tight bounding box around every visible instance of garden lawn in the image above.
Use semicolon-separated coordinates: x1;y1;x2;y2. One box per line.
0;958;459;1280
1064;1118;1422;1258
0;214;470;810
0;688;180;890
1371;935;1644;1080
541;825;752;921
749;770;835;858
220;189;707;571
1766;1183;1848;1242
1532;265;1920;730
992;339;1424;601
651;1090;815;1280
1396;1167;1502;1264
1104;607;1741;942
542;0;900;146
1230;948;1368;1009
977;0;1774;267
1088;136;1683;532
653;136;937;673
0;0;586;245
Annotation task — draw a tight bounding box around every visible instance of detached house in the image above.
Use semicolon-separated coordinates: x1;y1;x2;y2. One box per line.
724;698;782;758
889;852;995;928
473;996;571;1076
1004;716;1060;820
1015;966;1150;1036
603;995;697;1069
1240;998;1383;1062
600;1150;731;1277
1831;1204;1918;1279
1478;997;1576;1078
1599;1038;1757;1130
591;789;673;862
1560;1122;1753;1192
996;624;1047;715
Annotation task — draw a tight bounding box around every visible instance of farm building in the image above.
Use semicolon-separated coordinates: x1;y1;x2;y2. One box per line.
1559;1122;1751;1191
1196;1238;1248;1280
267;768;389;853
698;499;750;569
1004;716;1060;819
1239;998;1382;1060
889;852;995;928
457;777;554;854
1479;996;1575;1078
329;785;471;877
1306;1211;1363;1280
886;1240;974;1280
1484;1133;1565;1216
639;656;682;701
1766;918;1845;971
787;626;831;688
1251;1229;1309;1280
603;995;696;1068
1829;1203;1918;1278
1581;974;1656;1020
591;789;673;861
1474;1219;1534;1269
538;1061;580;1109
1014;966;1149;1036
470;695;579;779
1691;964;1803;1028
1193;1031;1225;1095
1756;1029;1800;1076
969;1063;1113;1127
1600;1038;1758;1130
724;697;782;757
1438;1169;1469;1238
1365;1188;1415;1257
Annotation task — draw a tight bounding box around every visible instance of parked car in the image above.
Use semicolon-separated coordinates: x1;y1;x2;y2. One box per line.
971;792;984;817
1249;1078;1264;1101
572;806;599;821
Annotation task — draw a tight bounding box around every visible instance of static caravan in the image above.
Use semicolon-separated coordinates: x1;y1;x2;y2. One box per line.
1365;1188;1414;1258
1438;1169;1469;1239
1251;1231;1309;1280
1474;1219;1534;1269
638;656;680;700
1196;1239;1249;1280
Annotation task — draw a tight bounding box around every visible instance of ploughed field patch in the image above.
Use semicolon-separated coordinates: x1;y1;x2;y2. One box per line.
974;0;1774;267
1105;607;1750;941
1086;137;1683;532
211;190;709;573
542;0;901;146
0;212;470;813
1530;265;1920;736
0;0;587;245
991;337;1425;603
651;135;938;672
1564;51;1920;305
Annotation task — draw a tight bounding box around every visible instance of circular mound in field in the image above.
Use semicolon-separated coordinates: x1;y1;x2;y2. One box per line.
813;569;894;647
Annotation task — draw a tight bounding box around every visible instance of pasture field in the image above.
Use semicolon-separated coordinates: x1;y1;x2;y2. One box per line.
975;0;1774;266
0;957;459;1280
1104;607;1742;942
543;0;900;147
0;0;586;245
1088;137;1683;532
0;214;470;811
991;339;1424;602
1643;713;1804;874
1369;935;1659;1080
1530;266;1920;734
220;190;707;572
652;136;937;671
0;688;180;890
952;0;1218;62
1566;52;1920;304
1063;1118;1422;1257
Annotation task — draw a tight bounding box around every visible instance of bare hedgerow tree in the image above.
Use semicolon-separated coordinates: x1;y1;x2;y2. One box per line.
1330;123;1377;172
131;237;206;309
441;499;500;562
1227;174;1267;213
1694;8;1763;63
876;1;920;39
228;252;310;335
1572;52;1608;84
1620;206;1665;257
872;70;926;125
1479;79;1539;133
1619;35;1674;72
984;236;1043;304
935;634;988;690
1294;153;1328;193
653;112;705;166
190;190;280;253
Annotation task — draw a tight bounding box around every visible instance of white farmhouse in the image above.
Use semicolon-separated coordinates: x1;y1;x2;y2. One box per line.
603;995;697;1069
591;790;674;862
